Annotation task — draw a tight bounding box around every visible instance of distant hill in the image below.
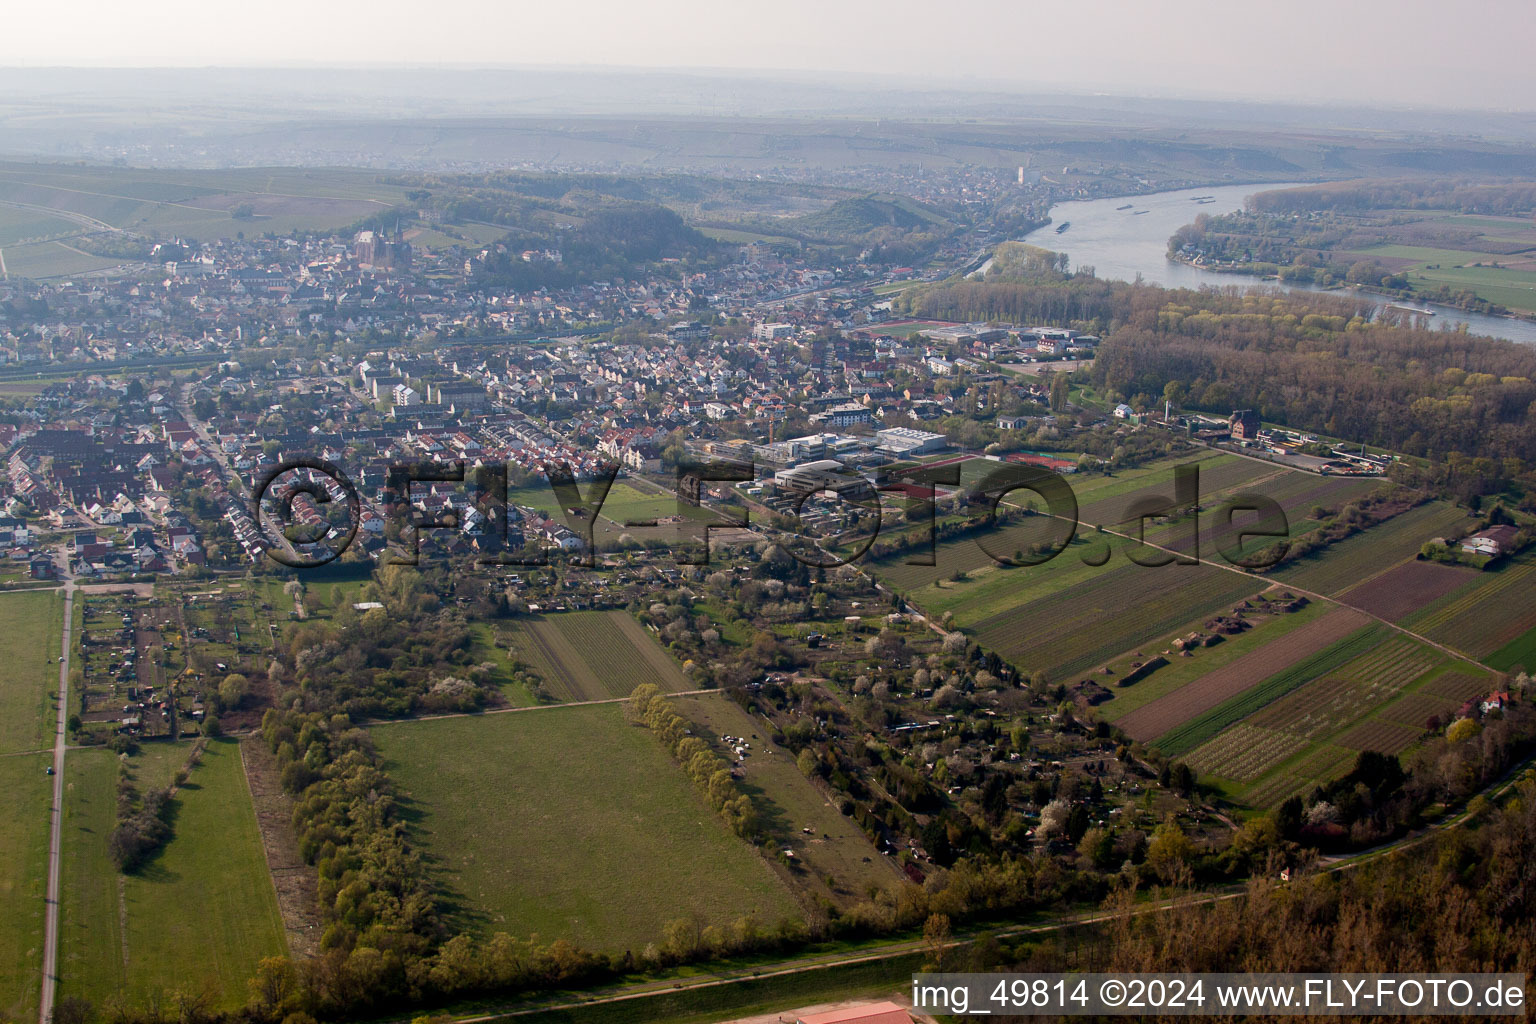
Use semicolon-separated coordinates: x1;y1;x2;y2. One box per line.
787;193;952;241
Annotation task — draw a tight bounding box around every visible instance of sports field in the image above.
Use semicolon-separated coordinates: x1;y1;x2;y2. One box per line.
506;478;723;551
58;739;286;1010
507;610;692;701
375;706;799;952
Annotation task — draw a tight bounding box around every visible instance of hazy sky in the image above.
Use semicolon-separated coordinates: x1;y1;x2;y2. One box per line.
5;0;1533;111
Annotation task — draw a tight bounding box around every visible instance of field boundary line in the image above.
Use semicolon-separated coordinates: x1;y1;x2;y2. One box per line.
383;688;722;726
1012;496;1497;675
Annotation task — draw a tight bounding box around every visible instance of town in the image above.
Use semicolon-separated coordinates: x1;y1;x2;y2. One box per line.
1;51;1535;1024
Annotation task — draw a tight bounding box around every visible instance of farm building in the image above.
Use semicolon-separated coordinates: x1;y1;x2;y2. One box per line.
1230;409;1262;440
1461;524;1520;558
796;1002;913;1024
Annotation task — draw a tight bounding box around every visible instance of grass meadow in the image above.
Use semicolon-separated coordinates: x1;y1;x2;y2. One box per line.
507;611;692;701
0;754;53;1020
0;589;63;754
58;739;286;1010
672;693;898;905
375;705;799;953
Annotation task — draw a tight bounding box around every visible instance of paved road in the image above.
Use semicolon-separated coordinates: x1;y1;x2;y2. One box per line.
39;548;74;1024
0;198;122;235
0;246;7;280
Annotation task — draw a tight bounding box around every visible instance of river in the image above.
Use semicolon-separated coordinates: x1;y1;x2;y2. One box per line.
1012;183;1536;345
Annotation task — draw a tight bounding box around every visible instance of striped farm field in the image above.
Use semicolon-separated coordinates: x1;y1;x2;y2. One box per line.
1247;636;1441;741
1422;670;1495;703
867;517;1075;592
1077;453;1279;531
1241;745;1356;809
1378;691;1460;730
1335;719;1423;755
871;453;1279;593
1147;470;1376;558
969;561;1264;682
1176;638;1484;806
1271;501;1472;596
508;611;690;701
1099;599;1334;722
1405;556;1536;658
1338;558;1479;622
1153;622;1388;758
1118;606;1373;743
1185;724;1309;783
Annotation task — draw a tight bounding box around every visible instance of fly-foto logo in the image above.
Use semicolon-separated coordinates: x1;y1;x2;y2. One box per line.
251;457;1291;571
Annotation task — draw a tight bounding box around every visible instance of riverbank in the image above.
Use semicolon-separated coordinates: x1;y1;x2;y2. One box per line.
1018;185;1536;345
1165;253;1536;325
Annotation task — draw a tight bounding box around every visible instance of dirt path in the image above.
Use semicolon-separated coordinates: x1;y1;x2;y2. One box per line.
39;553;74;1024
240;736;322;957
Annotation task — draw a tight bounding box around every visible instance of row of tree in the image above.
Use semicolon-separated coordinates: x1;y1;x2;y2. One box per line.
629;683;759;838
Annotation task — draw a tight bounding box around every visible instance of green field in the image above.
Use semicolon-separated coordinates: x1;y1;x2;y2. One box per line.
0;240;124;280
0;754;53;1020
507;610;692;701
590;481;700;526
868;451;1287;595
0;589;62;754
1406;555;1536;661
0;163;412;242
0;206;86;246
1489;624;1536;674
375;706;799;952
672;694;897;905
1098;598;1333;722
58;739;287;1010
1271;501;1473;596
1357;243;1536;314
970;561;1264;682
468;622;537;706
1154;623;1388;758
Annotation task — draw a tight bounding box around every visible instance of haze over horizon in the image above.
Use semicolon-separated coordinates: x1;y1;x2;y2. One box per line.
3;0;1533;113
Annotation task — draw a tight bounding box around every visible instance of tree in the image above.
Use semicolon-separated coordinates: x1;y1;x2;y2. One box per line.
51;996;95;1024
922;911;953;970
1447;717;1482;743
1147;822;1196;884
1162;379;1186;411
219;673;250;711
1078;827;1115;869
1050;372;1070;412
247;951;297;1019
1038;798;1070;837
